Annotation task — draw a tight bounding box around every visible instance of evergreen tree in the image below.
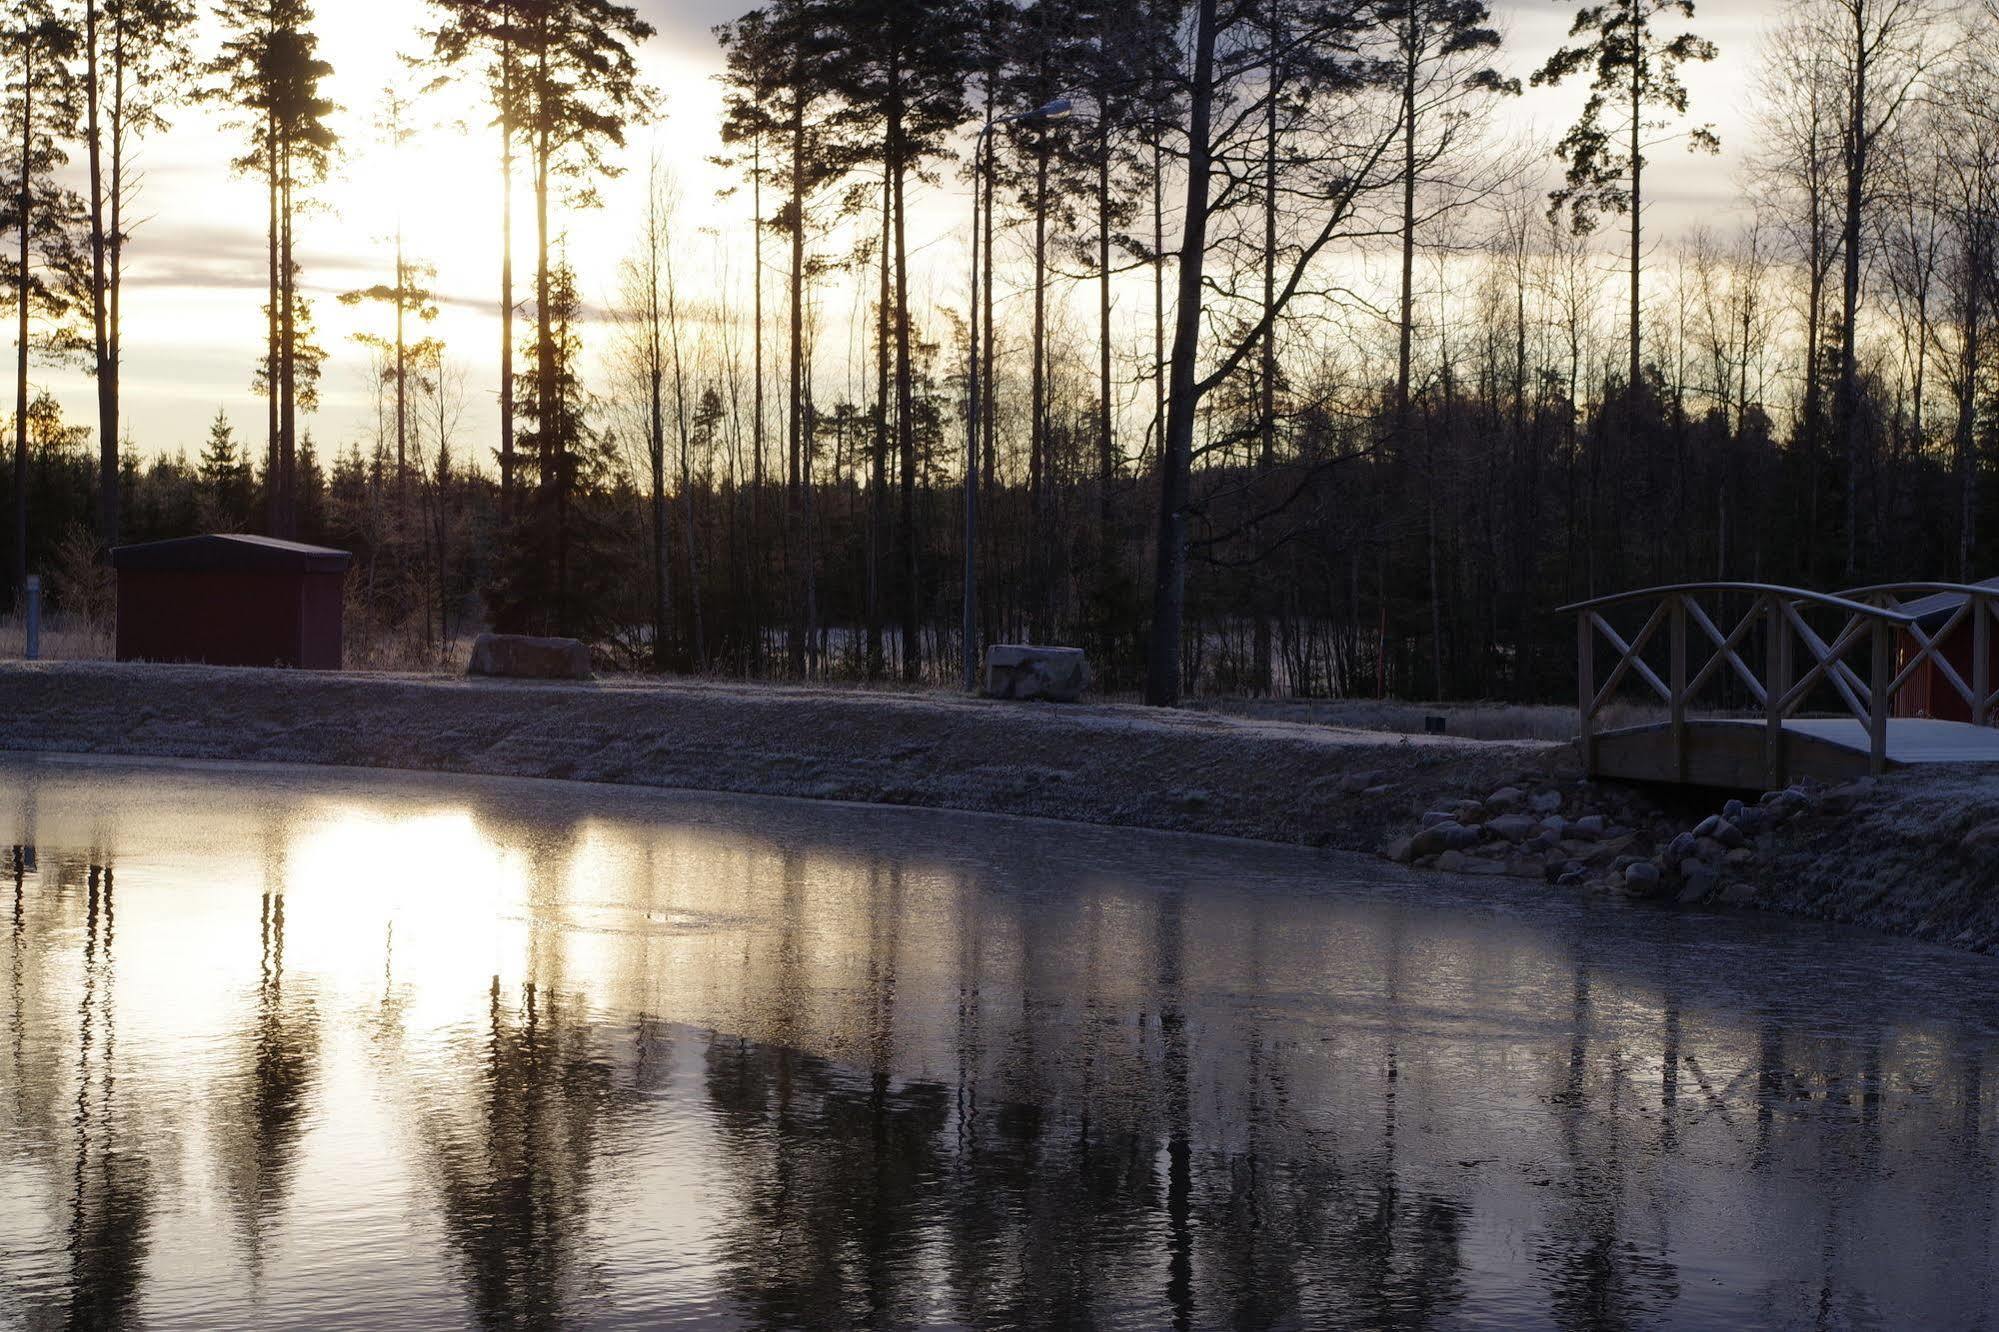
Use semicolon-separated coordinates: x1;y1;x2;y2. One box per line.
719;0;845;675
500;0;652;635
197;407;252;530
424;0;529;519
70;0;198;550
826;0;973;680
208;0;337;539
490;259;619;638
2;0;82;607
1532;0;1718;394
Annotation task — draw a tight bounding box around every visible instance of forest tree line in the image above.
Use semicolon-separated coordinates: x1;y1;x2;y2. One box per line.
2;0;1998;703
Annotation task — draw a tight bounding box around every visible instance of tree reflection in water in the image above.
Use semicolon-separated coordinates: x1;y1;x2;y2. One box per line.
215;860;321;1279
5;762;1999;1328
422;978;620;1327
66;863;154;1332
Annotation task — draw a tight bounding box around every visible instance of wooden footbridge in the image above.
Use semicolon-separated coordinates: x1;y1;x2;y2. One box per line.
1565;581;1999;787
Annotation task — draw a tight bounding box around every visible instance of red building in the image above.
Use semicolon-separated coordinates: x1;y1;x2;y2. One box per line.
111;534;352;669
1892;576;1999;723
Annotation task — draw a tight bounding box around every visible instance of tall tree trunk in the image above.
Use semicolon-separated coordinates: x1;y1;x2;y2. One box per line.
85;0;117;549
1395;5;1416;433
1029;143;1050;639
265;108;279;536
534;67;564;632
665;224;705;671
9;40;27;601
499;18;515;520
1096;99;1115;670
892;94;919;684
1628;4;1643;396
1154;133;1165;474
786;88;806;676
395;229;408;523
1255;0;1281;696
107;13;124;545
981;100;996;644
279;149;297;539
1144;0;1217;708
743;122;755;676
1957;212;1983;579
868;166;889;680
648;256;670;672
1837;0;1867;577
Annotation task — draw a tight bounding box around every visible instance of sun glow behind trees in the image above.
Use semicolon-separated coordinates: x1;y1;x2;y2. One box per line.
2;0;1994;703
10;0;1763;464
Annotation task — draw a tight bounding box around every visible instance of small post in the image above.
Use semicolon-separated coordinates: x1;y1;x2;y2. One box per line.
1975;592;1991;729
23;574;39;661
1765;593;1787;788
1577;611;1597;775
1869;614;1891;776
1670;594;1688;783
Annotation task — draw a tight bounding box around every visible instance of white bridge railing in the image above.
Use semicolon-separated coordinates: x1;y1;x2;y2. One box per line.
1561;582;1999;784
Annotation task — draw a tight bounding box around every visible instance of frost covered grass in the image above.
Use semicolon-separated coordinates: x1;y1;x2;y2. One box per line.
1187;696;1658;742
0;613;1637;742
0;611;112;661
0;608;468;675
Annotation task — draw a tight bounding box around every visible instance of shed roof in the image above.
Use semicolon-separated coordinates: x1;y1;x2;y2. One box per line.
110;533;353;575
1898;576;1999;632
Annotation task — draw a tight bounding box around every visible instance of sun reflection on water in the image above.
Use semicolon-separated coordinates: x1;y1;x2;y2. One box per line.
5;758;1999;1328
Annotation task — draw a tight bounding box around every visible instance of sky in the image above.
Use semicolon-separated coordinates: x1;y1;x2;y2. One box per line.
51;0;1781;466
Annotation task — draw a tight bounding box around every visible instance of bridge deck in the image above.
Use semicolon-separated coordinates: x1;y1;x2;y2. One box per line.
1587;718;1999;787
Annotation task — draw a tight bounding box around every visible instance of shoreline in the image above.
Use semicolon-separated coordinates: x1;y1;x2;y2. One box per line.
7;660;1999;954
0;660;1564;852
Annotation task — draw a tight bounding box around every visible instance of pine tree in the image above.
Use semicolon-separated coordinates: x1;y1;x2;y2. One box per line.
504;0;652;635
197;407;252;529
209;0;338;539
491;260;620;638
1532;0;1718;395
2;0;82;606
720;0;845;675
827;0;972;681
424;0;529;520
72;0;197;550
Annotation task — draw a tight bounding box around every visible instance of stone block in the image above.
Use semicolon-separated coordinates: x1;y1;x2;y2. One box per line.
982;644;1090;702
467;632;594;681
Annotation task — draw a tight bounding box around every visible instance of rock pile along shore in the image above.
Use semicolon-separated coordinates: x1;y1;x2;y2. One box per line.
1385;774;1883;906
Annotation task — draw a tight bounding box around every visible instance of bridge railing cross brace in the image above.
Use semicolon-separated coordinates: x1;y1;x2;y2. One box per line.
1563;582;1998;786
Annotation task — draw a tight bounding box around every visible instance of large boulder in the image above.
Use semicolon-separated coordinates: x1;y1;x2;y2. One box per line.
467;632;594;681
982;644;1090;702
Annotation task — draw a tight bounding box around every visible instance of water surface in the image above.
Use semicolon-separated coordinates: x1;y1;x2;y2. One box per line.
4;754;1997;1328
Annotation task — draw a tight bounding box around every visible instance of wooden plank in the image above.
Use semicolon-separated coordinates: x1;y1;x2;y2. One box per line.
1592;721;1874;787
1578;611;1596;775
1977;596;1992;728
1766;594;1787;788
1671;595;1688;784
1870;620;1891;776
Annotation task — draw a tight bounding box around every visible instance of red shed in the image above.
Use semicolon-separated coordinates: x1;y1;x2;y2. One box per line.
1892;575;1999;723
110;534;352;669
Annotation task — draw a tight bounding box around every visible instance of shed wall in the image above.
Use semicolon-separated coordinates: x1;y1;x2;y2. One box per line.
116;570;344;669
1895;626;1982;723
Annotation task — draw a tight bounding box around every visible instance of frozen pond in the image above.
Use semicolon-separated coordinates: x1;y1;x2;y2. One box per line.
4;753;1998;1328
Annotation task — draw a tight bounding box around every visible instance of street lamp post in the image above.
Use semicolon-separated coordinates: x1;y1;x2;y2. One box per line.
965;97;1071;693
